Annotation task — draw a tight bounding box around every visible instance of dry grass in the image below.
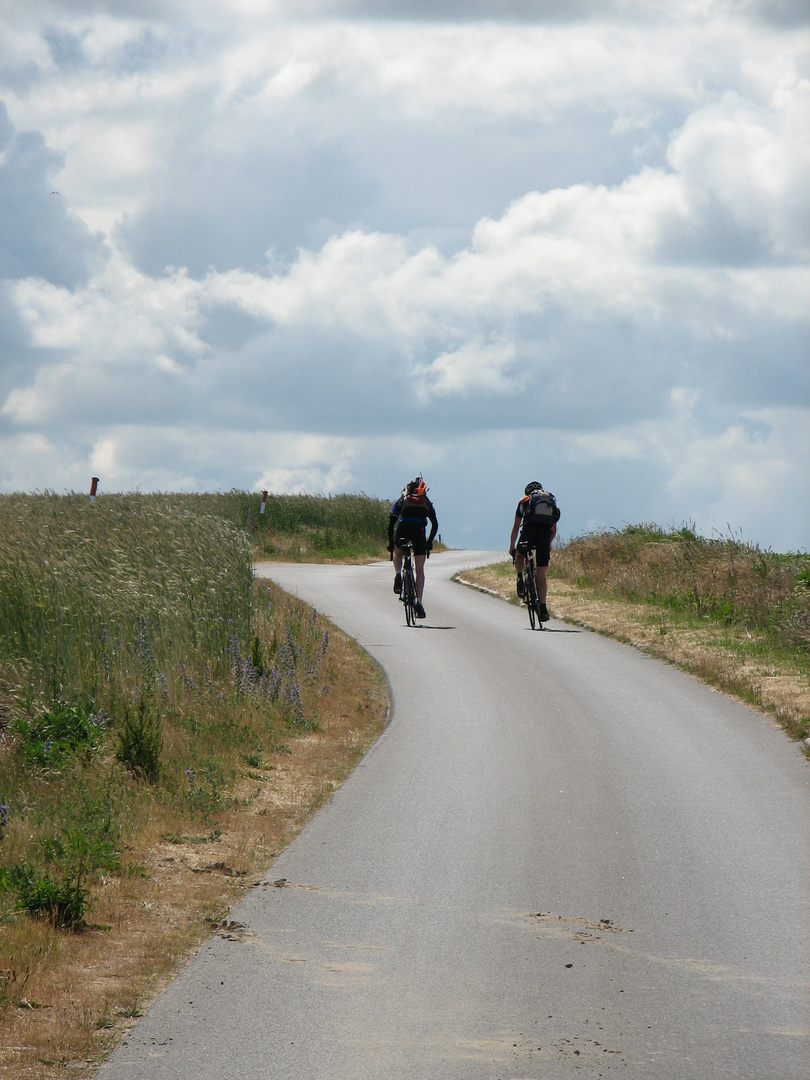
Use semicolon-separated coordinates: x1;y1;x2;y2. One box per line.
554;526;809;649
457;552;810;746
0;607;387;1078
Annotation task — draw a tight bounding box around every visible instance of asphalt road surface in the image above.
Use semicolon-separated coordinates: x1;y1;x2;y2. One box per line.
98;551;809;1080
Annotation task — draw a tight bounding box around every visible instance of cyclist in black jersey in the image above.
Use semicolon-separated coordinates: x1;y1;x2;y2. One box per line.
387;477;438;619
509;481;559;623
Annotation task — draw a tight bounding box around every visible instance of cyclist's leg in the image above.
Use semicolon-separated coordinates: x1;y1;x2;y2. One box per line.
414;554;426;601
395;528;419;571
534;529;552;607
535;564;548;603
392;546;404;593
515;527;537;580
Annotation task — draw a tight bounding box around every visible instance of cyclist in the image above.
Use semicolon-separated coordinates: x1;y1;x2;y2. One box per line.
387;477;438;619
509;481;560;623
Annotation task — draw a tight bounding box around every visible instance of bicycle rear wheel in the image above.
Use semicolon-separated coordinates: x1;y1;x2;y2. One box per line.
525;577;537;629
524;558;541;630
402;562;416;626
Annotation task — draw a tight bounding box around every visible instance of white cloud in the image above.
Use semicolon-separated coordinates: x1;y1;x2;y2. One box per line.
666;83;810;260
413;340;519;401
0;1;807;551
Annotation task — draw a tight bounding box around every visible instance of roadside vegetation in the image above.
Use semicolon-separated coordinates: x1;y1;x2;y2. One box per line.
252;492;391;561
459;524;810;745
176;490;391;561
0;492;389;1077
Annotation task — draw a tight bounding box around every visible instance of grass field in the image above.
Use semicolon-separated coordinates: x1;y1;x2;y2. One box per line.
0;492;389;1076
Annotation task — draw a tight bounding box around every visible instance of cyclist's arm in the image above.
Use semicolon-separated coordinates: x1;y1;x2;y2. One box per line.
509;514;521;555
426;501;438;545
387;501;401;548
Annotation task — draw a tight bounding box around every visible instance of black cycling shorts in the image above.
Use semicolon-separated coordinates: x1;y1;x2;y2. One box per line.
517;525;552;567
395;529;428;557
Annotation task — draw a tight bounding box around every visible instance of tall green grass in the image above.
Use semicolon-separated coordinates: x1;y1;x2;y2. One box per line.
0;493;253;704
0;492;356;930
248;492;391;559
126;490;391;560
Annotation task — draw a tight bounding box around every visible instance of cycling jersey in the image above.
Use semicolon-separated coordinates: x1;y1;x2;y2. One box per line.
515;494;556;569
388;494;438;556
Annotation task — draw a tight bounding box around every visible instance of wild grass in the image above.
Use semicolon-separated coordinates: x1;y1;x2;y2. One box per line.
253;492;389;556
552;524;809;655
149;490;391;561
0;493;252;710
0;492;340;929
0;492;389;1075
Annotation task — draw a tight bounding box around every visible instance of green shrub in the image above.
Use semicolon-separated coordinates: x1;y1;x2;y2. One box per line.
13;866;89;929
117;690;163;783
8;792;121;929
13;703;104;769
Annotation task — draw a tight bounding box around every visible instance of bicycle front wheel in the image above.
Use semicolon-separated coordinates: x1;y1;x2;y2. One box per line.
525;567;538;630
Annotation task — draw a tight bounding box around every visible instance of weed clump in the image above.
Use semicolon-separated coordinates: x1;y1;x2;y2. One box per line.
116;689;163;783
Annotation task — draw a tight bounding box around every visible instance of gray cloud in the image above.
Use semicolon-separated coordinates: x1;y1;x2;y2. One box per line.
115;100;684;278
42;26;89;70
655;197;778;267
282;1;636;22
13;1;672;22
745;0;810;27
115;136;376;277
15;0;810;27
0;105;108;288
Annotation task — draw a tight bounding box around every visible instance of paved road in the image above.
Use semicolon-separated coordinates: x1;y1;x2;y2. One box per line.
98;551;809;1079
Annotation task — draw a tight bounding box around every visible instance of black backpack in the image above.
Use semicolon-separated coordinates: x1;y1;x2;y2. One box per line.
524;488;560;526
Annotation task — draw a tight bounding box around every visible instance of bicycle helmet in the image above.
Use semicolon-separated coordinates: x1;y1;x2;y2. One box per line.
524;481;542;496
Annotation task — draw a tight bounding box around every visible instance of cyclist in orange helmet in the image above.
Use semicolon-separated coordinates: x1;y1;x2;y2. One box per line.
387;477;438;619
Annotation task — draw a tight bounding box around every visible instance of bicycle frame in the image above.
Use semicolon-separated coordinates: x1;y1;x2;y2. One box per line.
516;540;542;631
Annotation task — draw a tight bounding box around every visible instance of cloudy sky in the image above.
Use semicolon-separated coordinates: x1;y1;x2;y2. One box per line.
1;1;807;551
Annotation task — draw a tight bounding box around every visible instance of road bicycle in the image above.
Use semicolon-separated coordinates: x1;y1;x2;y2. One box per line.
516;540;544;631
398;539;418;626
